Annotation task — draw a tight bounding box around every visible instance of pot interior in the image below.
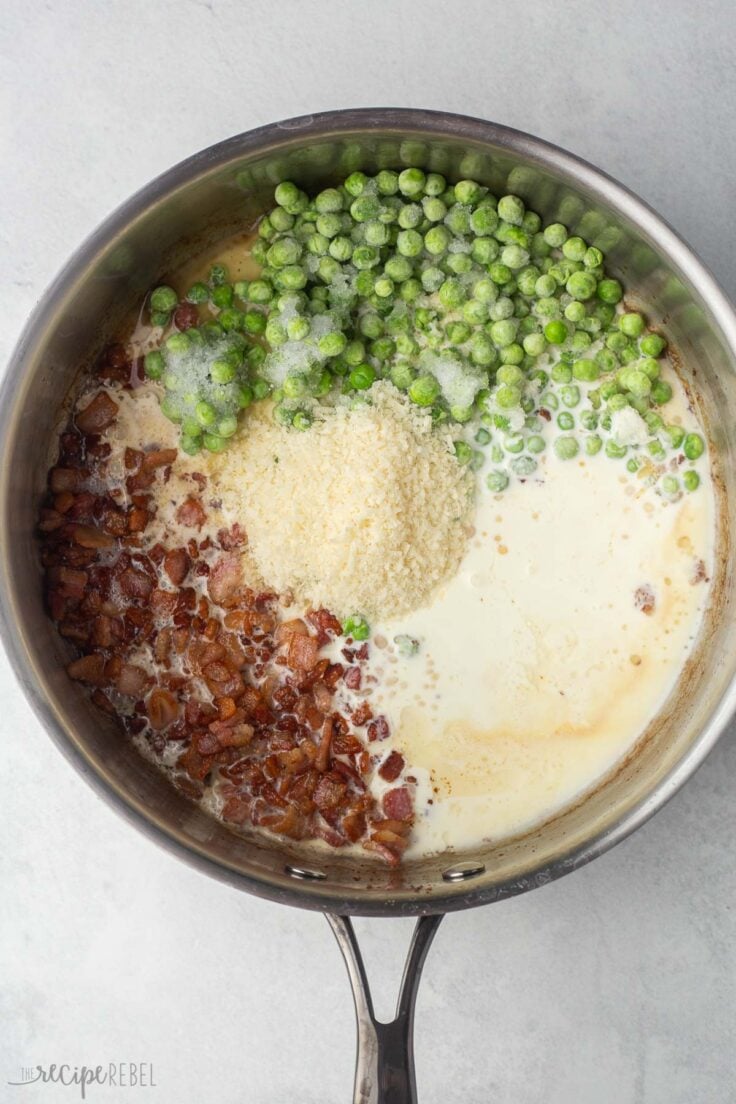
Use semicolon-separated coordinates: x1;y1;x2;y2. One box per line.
2;112;735;914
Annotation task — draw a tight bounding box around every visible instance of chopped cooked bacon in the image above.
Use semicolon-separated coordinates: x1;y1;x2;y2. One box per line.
378;750;405;782
147;688;180;730
67;653;106;685
287;632;318;671
205;553;241;608
344;666;362;690
367;715;390;742
142;448;178;471
76;391;119;434
173;303;199;331
217;523;246;551
117;663;151;697
163;548;190;586
176;497;206;529
382;786;413;822
41;385;414;868
634;584;656;615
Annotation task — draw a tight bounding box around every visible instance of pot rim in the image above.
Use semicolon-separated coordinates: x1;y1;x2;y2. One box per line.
2;108;736;915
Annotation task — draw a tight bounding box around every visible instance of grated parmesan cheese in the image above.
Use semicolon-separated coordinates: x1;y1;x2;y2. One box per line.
210;383;474;621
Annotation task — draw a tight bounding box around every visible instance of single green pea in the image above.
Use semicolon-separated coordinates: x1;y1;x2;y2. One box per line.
390;362;414;390
352;245;380;270
662;474;680;496
248;279;274;304
555;435;579;459
651;379;673;405
608;392;630;412
474;427;492;446
585;434;603;455
165;332;190;354
288;409;310;432
343;172;368;198
509;455;536;476
527;434;546;454
454;441;473;465
683;432;705;460
314;187;344;213
544;320;568;345
496;384;522;409
562;236;587;262
543;222;568;247
282;374;309;400
566;271;598;300
423;225;450;255
619;312;645;338
496;194;524;225
397;203;423;230
208;263;228;286
318;331;347;357
550;363;572;385
683;470;700;492
557;411;575;431
208;358;235;384
328;235;353;262
596;278;623;303
605;440;628;459
640;332;667;357
486;470;509;493
217;415;238;438
185;281;209;304
144;350;165;379
561;384;581;408
398;168;426;197
150;285;178;313
489;262;513;286
571;357;600;382
409;375;440;406
580;410;599;431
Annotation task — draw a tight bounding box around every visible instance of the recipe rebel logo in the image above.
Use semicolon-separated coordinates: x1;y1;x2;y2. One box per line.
7;1063;157;1098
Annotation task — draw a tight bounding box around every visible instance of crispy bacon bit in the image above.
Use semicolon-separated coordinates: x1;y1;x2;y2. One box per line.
351;701;373;726
315;716;333;772
119;567;154;600
117;663;151;697
69;524;115;550
75;391;119;435
382;786;413;822
634;584;656;615
378;750;405;782
173;303;199;331
67;653;106;685
539;408;551;422
163;548;190;586
287;632;319;671
50;468;89;494
217;523;246;551
344;666;362;690
142;448;178;471
147;688;179;730
176;497;206;529
367;715;390;742
207;553;243;607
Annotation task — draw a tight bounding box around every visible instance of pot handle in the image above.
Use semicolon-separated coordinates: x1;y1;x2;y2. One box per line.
326;913;444;1104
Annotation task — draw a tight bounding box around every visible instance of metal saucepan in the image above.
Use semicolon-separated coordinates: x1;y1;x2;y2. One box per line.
2;109;735;1103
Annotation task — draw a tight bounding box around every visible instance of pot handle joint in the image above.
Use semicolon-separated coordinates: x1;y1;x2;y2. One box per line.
327;913;443;1104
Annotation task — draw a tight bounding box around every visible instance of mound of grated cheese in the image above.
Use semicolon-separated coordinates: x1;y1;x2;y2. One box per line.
209;383;474;621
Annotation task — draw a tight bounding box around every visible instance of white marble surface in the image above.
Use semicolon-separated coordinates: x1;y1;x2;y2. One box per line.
1;2;735;1101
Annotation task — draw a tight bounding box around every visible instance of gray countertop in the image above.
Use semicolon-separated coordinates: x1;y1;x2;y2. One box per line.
1;2;735;1101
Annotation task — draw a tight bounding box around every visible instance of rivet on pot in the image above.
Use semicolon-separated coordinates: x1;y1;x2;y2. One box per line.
442;861;486;882
285;864;327;881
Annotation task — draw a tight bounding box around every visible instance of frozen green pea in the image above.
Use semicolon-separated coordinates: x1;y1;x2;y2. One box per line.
683;470;700;492
555;435;579;459
651;380;673;405
605;440;628;459
640;332;667;357
585;434;603;456
557;411;575;431
683;432;704;460
486;470;509;493
409;375;440;406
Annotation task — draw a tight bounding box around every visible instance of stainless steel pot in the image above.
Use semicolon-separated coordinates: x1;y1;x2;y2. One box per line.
2;109;735;1103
